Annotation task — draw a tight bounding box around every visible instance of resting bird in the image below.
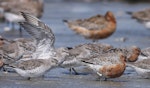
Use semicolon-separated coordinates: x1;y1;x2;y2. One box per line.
127;58;150;79
126;8;150;30
104;46;141;62
63;11;116;42
60;43;113;75
81;52;126;81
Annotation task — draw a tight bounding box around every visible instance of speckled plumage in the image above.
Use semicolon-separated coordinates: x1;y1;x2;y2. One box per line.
139;47;150;60
61;43;113;66
60;43;113;74
81;52;126;80
5;12;69;79
104;46;141;62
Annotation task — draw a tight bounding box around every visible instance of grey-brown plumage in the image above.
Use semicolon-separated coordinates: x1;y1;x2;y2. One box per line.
127;58;150;79
103;46;141;62
4;12;67;79
81;52;126;80
139;47;150;60
0;0;44;36
63;11;116;42
60;43;113;74
126;8;150;29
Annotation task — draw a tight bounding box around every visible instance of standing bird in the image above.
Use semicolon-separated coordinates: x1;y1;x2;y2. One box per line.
63;11;116;42
60;43;113;75
0;36;37;72
81;52;126;81
0;37;36;64
4;12;69;80
126;8;150;29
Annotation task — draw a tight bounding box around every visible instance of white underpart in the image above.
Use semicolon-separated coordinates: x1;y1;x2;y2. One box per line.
14;64;51;78
143;21;150;29
133;66;150;76
127;64;150;78
32;40;55;59
61;58;82;68
4;12;25;23
138;55;149;61
88;64;102;73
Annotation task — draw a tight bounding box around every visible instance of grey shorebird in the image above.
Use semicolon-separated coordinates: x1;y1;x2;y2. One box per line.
126;8;150;30
138;47;150;60
127;58;150;79
4;12;69;80
0;36;36;63
60;43;113;75
81;52;126;81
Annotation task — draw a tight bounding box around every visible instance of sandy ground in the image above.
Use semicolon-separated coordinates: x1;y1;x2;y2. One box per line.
0;1;150;88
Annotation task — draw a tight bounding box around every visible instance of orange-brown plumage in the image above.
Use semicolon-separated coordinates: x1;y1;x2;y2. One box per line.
99;54;126;78
63;11;116;42
81;53;126;80
104;46;141;62
127;47;141;62
100;63;126;78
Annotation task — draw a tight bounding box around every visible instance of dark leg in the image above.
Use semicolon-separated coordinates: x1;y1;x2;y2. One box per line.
27;77;31;80
69;68;72;74
103;77;107;81
72;68;79;75
2;66;6;72
19;26;22;37
69;67;79;75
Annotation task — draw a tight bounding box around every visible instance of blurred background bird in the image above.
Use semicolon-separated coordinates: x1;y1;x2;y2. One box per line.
126;8;150;30
0;0;44;37
63;11;116;42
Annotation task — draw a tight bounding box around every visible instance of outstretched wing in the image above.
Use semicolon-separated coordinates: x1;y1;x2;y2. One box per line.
21;12;53;34
20;22;54;46
20;12;55;46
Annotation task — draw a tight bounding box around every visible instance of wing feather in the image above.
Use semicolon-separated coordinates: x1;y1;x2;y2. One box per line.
20;22;54;46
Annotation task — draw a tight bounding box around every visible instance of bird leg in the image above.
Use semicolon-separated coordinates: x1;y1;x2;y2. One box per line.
27;77;31;80
19;26;23;37
96;72;107;81
69;67;79;75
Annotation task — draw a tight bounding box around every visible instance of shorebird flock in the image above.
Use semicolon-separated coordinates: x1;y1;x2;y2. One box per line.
0;0;149;81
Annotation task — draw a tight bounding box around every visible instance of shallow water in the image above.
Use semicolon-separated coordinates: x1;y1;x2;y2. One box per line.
0;1;150;88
